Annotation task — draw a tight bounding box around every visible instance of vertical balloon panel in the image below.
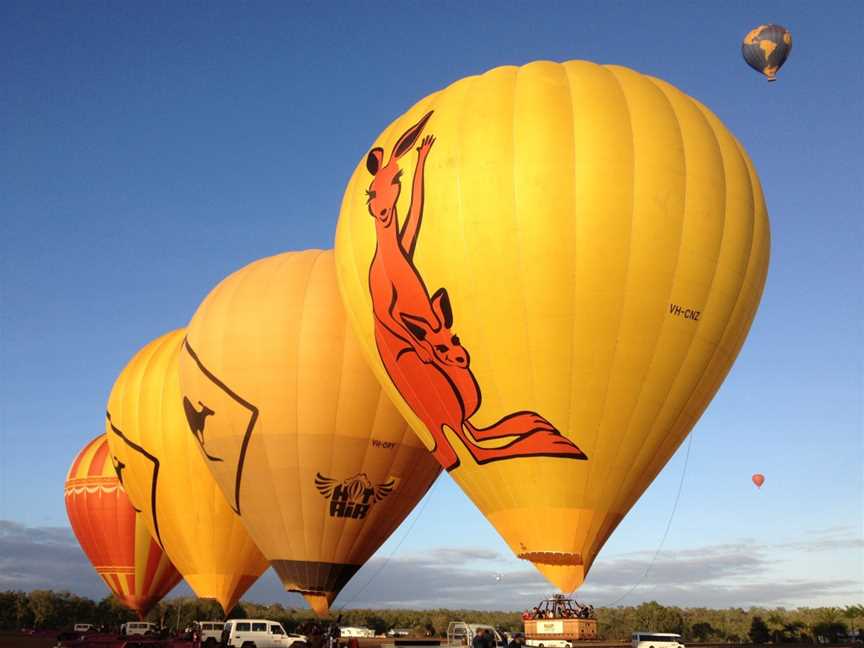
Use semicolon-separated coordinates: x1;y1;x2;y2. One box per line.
334;60;769;592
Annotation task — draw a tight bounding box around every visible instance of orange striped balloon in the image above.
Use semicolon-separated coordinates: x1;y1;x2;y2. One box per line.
65;434;182;618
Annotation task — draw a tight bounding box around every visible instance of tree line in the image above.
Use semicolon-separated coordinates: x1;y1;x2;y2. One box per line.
0;591;860;644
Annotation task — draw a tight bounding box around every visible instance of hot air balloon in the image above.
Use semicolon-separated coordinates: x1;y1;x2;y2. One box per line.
65;435;182;618
105;329;269;614
742;24;792;82
177;249;441;616
752;473;765;488
334;60;770;593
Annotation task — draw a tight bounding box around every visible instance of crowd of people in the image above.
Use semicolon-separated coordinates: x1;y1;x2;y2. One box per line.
522;595;595;620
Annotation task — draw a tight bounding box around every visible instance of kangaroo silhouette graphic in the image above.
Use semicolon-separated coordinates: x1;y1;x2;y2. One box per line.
111;455;127;484
364;111;588;471
111;455;142;512
182;397;223;462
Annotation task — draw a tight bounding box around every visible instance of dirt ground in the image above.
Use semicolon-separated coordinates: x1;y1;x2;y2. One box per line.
0;632;196;648
0;635;851;648
0;632;59;648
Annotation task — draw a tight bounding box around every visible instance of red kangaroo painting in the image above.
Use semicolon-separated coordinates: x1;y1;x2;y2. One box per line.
365;111;588;471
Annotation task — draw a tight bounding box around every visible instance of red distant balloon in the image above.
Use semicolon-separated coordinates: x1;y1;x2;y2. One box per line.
65;435;182;618
752;473;765;488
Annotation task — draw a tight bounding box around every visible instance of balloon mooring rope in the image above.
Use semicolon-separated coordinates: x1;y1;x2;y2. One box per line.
335;479;440;611
334;431;692;611
595;431;694;607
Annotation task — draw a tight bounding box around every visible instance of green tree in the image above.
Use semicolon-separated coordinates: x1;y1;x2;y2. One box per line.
844;605;864;637
364;614;387;635
16;591;35;629
634;601;684;634
28;590;61;628
812;621;848;643
783;621;807;643
689;621;716;641
0;591;27;630
95;594;136;630
766;612;786;643
749;616;770;644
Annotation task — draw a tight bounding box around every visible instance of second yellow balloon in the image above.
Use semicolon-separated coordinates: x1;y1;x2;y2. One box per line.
106;329;268;614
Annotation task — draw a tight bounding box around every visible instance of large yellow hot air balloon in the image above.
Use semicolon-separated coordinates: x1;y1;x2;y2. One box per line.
65;435;182;618
334;60;770;593
177;249;441;616
105;329;268;613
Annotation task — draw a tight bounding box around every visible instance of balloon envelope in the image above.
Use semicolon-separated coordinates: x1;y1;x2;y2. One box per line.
106;329;268;613
752;473;765;488
335;60;770;593
178;249;441;615
65;435;182;618
742;24;792;81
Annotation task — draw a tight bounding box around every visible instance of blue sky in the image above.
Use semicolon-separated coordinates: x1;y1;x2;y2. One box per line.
1;1;861;610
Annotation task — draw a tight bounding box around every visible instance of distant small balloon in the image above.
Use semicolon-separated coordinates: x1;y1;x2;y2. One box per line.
752;473;765;488
742;24;792;82
495;573;503;583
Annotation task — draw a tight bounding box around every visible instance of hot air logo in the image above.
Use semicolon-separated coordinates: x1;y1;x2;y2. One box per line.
363;111;588;472
315;472;396;519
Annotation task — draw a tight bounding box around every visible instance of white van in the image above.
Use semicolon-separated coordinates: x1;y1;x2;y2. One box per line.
121;621;159;636
222;619;307;648
631;633;685;648
194;620;225;646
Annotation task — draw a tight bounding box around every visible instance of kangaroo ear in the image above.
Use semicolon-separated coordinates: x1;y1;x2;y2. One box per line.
393;111;434;159
366;148;384;175
431;288;453;329
400;313;429;341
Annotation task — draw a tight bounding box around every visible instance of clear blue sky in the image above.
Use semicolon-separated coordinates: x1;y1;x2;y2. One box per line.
1;1;861;610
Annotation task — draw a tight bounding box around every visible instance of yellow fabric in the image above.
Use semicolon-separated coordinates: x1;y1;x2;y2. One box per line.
334;60;770;592
106;330;268;613
177;249;441;615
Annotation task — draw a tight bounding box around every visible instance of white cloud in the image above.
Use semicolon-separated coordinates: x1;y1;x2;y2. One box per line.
1;520;860;611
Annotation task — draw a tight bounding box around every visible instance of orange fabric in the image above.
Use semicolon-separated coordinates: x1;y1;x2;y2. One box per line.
65;434;181;618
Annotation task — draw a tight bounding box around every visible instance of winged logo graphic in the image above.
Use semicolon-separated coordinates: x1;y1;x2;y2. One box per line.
315;472;397;519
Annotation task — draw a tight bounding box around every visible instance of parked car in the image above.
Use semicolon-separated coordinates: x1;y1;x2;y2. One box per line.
194;620;225;646
222;619;306;648
121;621;159;636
